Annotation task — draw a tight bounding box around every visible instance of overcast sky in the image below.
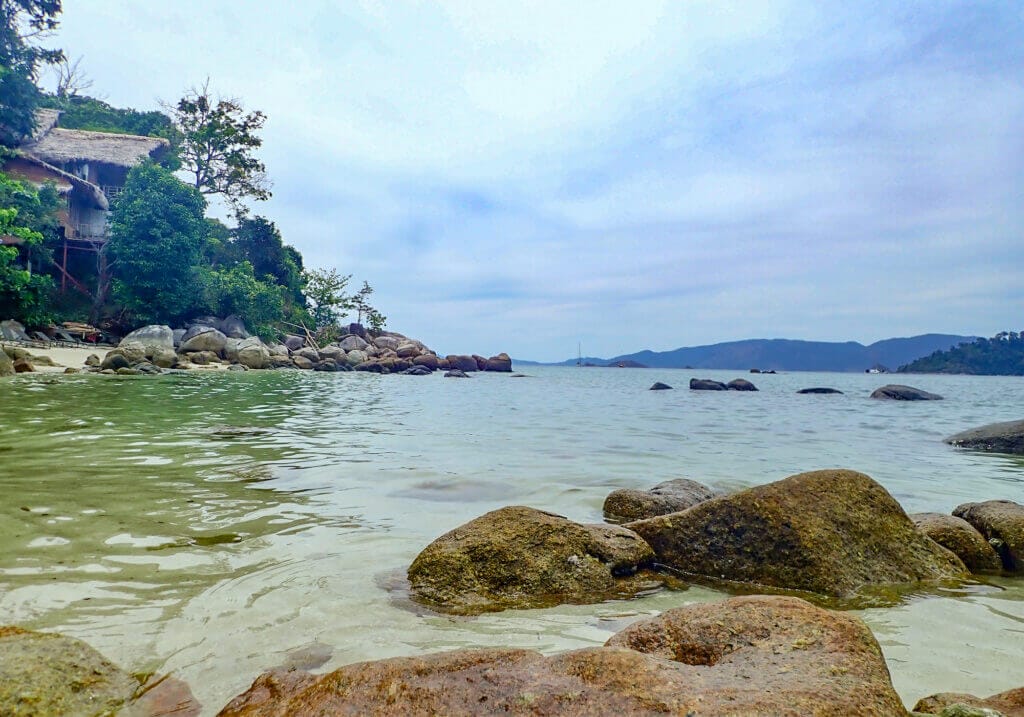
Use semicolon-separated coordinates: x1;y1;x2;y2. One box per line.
47;1;1024;360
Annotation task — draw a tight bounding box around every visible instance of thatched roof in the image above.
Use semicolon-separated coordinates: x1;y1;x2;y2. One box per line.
11;152;108;210
31;108;61;140
25;127;169;168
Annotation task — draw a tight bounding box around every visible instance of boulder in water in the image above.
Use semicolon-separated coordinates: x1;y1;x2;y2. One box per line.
870;384;943;400
627;469;968;598
689;378;727;391
914;686;1024;715
219;595;904;716
485;353;513;372
953;500;1024;573
798;387;844;394
235;338;270;370
727;378;758;391
407;505;656;614
604;478;718;522
0;350;13;377
649;382;672;390
945;419;1024;455
911;513;1003;573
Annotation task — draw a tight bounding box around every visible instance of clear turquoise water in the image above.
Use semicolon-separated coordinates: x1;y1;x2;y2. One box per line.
1;367;1022;712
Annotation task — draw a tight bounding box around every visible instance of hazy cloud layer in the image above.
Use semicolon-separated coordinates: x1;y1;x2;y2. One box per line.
51;1;1024;360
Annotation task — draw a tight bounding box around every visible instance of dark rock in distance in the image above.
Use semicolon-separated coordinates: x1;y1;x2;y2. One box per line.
953;500;1024;572
649;382;672;390
218;595;905;717
444;369;470;378
401;366;432;376
727;378;758;391
945;419;1024;455
911;512;1003;573
627;469;968;598
407;505;656;614
689;378;727;391
484;353;512;372
798;387;844;394
603;478;718;522
869;384;943;400
447;355;479;372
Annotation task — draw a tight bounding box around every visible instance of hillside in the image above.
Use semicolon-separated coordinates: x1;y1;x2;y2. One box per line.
521;334;976;372
899;332;1024;375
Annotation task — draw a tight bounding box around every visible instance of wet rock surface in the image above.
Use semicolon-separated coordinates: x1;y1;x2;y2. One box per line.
218;595;905;717
603;478;718;522
945;419;1024;455
911;513;1003;573
953;500;1024;573
407;505;656;614
914;686;1024;715
627;469;968;598
798;386;843;394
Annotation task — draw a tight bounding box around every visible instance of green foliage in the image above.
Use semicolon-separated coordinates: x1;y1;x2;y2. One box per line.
352;280;386;332
303;267;353;330
0;0;63;145
38;94;181;168
201;261;284;340
232;215;303;302
107;163;207;325
899;332;1024;375
170;82;270;211
0;205;54;325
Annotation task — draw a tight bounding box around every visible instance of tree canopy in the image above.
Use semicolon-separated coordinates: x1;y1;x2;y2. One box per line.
107;163;208;325
0;0;63;145
170;82;271;211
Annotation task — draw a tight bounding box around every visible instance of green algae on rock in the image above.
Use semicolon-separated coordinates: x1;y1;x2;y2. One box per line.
626;469;968;599
911;513;1003;574
218;595;905;716
407;505;658;614
0;625;139;717
953;500;1024;573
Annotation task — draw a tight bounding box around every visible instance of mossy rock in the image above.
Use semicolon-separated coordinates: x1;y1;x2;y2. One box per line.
627;469;968;598
0;626;138;716
603;478;718;522
954;500;1024;573
0;349;12;377
408;506;658;614
911;513;1003;573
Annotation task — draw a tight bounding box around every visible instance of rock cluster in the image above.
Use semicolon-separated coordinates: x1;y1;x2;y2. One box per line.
689;377;758;391
70;319;513;377
219;595;906;716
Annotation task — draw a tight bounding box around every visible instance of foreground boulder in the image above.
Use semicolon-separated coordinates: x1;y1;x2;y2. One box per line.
870;384;943;400
0;625;199;716
0;349;12;376
953;500;1024;572
235;338;270;370
946;419;1024;455
911;513;1003;573
627;469;967;598
219;595;904;716
915;686;1024;715
603;478;718;522
407;506;656;614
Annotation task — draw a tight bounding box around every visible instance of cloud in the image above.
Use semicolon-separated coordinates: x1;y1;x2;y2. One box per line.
49;1;1024;360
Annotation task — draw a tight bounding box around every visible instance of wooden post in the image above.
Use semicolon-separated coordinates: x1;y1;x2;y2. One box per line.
61;239;68;293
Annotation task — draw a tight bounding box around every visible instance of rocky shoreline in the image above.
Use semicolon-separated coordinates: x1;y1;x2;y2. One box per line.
0;317;513;377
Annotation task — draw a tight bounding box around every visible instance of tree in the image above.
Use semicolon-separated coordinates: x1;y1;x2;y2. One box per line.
201;260;284;340
0;206;53;325
352;280;386;332
53;54;92;98
169;81;271;211
106;163;208;325
232;215;303;303
0;0;63;145
303;267;352;331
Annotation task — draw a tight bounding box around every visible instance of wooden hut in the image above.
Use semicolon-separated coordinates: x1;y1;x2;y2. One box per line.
1;109;170;296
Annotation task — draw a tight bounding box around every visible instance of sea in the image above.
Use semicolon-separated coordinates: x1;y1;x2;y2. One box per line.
1;366;1022;712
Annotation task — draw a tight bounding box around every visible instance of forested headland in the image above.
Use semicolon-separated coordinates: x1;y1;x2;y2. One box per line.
898;332;1024;375
1;1;381;342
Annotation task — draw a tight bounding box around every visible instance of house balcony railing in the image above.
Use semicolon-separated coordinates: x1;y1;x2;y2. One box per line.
69;224;109;243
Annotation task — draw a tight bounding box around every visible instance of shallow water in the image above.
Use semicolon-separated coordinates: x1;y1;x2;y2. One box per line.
1;367;1022;712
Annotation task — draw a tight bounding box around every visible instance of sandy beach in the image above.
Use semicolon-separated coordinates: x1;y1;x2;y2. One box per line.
1;343;228;372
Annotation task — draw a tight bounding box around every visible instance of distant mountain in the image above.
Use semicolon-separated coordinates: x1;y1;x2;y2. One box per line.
899;332;1024;374
518;334;977;372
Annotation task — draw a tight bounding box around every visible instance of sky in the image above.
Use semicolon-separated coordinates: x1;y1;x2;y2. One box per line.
45;1;1024;361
